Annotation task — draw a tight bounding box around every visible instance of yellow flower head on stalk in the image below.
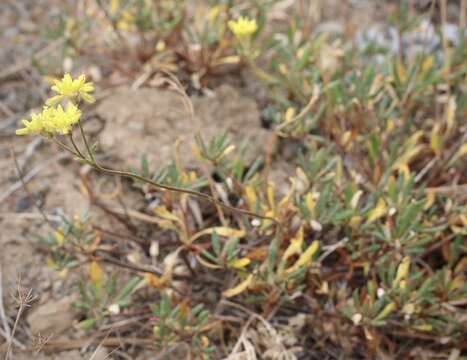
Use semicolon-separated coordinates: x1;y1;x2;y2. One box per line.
43;103;82;135
47;73;95;105
16;104;81;136
228;16;257;37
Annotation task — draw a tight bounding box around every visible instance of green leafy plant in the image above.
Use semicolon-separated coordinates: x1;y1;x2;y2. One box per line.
16;1;467;358
151;294;213;358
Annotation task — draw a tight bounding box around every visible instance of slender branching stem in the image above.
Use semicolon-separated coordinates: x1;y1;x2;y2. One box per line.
50;136;82;159
78;120;96;162
60;125;279;225
68;132;86;159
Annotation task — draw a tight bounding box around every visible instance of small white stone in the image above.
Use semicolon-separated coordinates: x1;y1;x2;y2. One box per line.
351;313;363;325
377;288;385;298
108;303;120;315
251;219;261;227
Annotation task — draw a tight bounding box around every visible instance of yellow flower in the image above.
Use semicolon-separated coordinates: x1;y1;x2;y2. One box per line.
228;16;257;37
16;111;45;135
47;73;95;105
16;104;81;136
44;104;81;134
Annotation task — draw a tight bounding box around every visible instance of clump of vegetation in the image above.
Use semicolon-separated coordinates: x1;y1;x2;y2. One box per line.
13;0;466;359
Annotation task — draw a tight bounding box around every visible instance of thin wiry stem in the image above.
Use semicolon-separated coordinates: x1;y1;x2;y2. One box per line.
65;125;279;225
68;132;86;160
50;136;81;159
78;120;95;162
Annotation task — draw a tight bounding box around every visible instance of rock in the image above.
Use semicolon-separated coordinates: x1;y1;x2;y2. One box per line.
27;295;79;335
96;84;270;168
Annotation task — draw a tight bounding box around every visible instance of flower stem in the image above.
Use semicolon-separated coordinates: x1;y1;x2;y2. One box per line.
70;126;279;225
68;132;86;160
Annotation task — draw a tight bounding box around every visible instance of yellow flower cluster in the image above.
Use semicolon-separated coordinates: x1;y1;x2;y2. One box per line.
47;73;95;106
16;104;81;136
16;73;94;136
228;16;257;37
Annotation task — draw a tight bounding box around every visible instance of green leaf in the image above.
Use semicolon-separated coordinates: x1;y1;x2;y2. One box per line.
114;276;141;305
79;318;96;330
223;237;240;261
161;294;171;317
211;232;221;257
396;201;423;236
268;237;279;274
141;154;149;178
106;274;117;296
